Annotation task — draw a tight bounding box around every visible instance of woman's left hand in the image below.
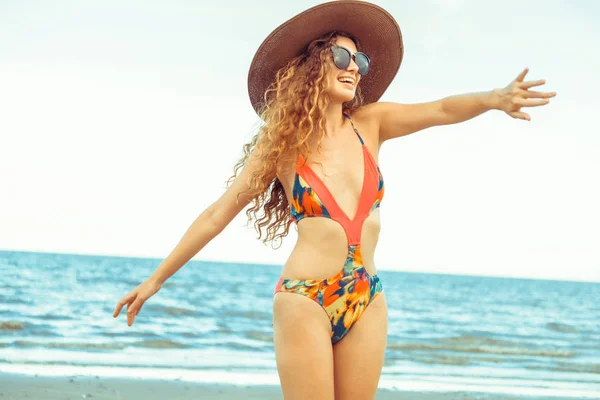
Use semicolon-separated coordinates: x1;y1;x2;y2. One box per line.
495;67;557;121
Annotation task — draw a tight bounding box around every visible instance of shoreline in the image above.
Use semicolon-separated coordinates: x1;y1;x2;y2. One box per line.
1;362;599;397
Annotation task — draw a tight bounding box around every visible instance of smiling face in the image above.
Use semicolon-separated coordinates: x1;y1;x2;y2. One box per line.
324;35;362;104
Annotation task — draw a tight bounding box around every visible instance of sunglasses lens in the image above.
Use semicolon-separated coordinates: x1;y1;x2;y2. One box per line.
355;53;370;75
332;46;350;70
331;46;370;76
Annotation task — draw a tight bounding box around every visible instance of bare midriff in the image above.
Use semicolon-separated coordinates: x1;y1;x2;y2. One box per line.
282;212;381;280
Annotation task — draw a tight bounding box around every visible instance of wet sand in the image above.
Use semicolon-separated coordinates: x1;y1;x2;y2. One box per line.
0;372;595;400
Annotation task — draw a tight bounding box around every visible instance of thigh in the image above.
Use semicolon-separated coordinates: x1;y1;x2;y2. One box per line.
332;291;388;400
273;292;335;400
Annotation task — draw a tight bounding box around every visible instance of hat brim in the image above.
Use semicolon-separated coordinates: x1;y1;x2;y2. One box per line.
248;0;404;115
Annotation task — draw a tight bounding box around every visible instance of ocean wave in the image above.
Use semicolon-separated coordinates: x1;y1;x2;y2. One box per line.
546;322;580;333
525;361;600;375
387;338;577;358
0;321;26;331
134;339;188;349
222;310;271;320
245;330;273;343
145;305;200;316
12;340;126;350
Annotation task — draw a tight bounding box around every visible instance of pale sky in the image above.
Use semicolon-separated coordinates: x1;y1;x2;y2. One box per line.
1;0;599;283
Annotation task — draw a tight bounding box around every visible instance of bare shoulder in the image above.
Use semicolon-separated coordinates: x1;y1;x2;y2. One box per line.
352;100;447;143
345;103;383;151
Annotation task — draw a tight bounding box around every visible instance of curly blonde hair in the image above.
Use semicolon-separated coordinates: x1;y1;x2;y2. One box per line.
226;31;366;249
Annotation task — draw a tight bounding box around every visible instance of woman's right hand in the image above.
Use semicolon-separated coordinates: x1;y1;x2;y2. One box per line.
113;278;163;326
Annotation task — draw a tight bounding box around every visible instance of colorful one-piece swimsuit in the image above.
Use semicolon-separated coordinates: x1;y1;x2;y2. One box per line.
273;112;385;344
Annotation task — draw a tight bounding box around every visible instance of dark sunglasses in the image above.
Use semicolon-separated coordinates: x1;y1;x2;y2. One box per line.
330;45;370;76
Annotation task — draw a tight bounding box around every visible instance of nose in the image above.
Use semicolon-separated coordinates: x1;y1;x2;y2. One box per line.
347;56;359;73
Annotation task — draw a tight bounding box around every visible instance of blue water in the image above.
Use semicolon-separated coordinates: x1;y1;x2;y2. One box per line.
1;250;599;397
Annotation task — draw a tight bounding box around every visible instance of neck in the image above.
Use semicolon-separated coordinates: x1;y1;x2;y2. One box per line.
323;102;346;139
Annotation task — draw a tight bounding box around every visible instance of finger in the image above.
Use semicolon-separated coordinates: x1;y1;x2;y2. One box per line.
509;111;531;121
514;97;551;107
521;90;557;99
127;304;136;326
519;79;546;89
127;299;144;326
515;67;529;82
113;293;135;317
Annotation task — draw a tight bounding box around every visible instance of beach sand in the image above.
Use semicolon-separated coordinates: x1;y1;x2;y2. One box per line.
0;372;594;400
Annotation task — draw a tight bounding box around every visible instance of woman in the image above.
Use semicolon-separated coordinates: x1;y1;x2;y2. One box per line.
113;1;555;398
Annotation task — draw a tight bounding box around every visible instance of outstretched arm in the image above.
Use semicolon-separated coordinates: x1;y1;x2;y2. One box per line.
370;67;556;144
114;149;268;326
146;151;265;286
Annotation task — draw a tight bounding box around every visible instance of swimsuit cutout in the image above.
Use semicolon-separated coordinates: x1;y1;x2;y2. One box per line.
273;112;385;344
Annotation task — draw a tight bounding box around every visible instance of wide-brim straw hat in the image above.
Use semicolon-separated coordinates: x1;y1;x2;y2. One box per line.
247;0;404;116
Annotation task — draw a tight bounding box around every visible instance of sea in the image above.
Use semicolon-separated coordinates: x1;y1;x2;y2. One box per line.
0;250;599;398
